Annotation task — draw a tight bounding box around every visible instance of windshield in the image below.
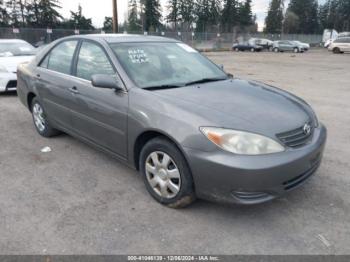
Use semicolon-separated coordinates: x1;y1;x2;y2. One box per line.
110;42;228;89
0;42;36;57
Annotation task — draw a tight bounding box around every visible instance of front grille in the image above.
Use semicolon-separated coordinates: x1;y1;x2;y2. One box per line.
276;123;314;148
6;80;17;89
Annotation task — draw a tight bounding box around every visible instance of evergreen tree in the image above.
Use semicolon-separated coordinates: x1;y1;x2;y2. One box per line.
128;0;141;31
166;0;179;29
286;0;319;34
179;0;195;30
238;0;253;27
265;0;284;34
64;4;94;30
25;0;41;27
144;0;162;31
196;0;221;32
0;0;10;26
195;0;210;32
103;16;113;31
283;10;299;33
208;0;220;30
319;0;350;32
6;0;21;26
221;0;238;33
36;0;63;28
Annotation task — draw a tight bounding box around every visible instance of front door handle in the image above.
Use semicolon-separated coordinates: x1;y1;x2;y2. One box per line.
69;86;80;95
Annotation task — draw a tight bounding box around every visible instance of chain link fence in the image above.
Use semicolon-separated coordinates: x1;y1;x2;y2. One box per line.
0;27;323;51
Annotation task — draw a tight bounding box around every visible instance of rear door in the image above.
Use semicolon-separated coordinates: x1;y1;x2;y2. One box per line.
36;40;79;129
282;41;293;51
343;38;350;52
68;40;128;158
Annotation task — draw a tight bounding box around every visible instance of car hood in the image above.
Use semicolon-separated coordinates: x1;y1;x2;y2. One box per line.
152;79;312;135
0;56;35;73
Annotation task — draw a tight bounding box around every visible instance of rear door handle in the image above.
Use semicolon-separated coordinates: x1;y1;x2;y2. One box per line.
69;86;80;94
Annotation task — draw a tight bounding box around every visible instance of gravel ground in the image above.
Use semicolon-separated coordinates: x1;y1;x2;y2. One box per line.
0;49;349;255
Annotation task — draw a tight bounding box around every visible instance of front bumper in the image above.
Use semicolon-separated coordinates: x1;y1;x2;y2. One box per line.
0;73;17;92
184;124;327;205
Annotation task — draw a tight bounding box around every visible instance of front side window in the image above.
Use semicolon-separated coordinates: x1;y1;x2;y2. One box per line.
76;41;115;81
110;42;227;89
44;41;78;75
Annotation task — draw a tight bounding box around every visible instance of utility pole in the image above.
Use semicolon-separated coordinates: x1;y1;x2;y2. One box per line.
112;0;119;33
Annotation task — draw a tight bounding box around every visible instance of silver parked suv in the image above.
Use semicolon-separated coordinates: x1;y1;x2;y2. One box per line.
272;40;304;53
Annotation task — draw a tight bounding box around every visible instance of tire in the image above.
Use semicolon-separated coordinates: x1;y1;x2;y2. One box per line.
250;48;255;52
234;47;239;52
31;98;61;137
333;47;341;54
273;47;279;53
139;137;196;208
294;47;299;53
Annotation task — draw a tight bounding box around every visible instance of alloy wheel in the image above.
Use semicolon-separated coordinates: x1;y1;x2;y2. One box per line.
145;151;181;199
33;103;46;132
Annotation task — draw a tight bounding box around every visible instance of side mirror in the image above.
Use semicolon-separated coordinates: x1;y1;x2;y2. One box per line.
91;74;124;91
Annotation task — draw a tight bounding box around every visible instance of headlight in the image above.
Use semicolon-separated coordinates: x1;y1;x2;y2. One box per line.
200;127;285;155
0;65;8;73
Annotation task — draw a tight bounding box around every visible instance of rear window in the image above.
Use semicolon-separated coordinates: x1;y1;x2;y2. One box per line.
40;40;78;75
0;41;36;57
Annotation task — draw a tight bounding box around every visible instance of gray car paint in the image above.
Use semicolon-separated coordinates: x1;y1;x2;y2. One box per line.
17;34;327;204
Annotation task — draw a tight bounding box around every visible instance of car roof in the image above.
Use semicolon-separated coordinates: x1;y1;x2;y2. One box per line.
63;34;180;43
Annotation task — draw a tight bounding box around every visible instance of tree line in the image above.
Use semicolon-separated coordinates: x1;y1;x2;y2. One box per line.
0;0;96;29
128;0;258;33
0;0;349;33
265;0;350;34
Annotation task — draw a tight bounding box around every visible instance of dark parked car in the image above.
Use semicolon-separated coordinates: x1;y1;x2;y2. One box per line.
232;43;263;52
17;35;327;208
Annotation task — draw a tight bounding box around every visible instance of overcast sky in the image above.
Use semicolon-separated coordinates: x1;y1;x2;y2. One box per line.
60;0;289;31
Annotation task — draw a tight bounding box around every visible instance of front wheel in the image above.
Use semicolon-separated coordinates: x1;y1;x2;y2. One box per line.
31;98;61;137
139;137;196;208
294;47;299;53
273;47;279;53
250;48;255;52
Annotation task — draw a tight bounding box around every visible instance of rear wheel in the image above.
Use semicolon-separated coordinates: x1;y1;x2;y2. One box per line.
31;98;60;137
273;47;279;53
250;48;255;52
333;47;341;54
294;47;299;53
234;47;239;52
139;137;196;208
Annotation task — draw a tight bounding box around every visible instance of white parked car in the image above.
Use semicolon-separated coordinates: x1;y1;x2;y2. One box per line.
293;41;310;51
328;37;350;53
0;39;36;93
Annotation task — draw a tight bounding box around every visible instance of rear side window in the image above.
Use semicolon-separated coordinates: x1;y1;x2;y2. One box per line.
41;41;78;75
76;41;115;81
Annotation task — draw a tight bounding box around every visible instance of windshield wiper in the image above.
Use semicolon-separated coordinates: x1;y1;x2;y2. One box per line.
143;84;185;90
183;77;229;86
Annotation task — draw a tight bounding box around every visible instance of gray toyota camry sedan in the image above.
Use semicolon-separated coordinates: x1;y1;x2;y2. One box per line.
17;35;327;208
